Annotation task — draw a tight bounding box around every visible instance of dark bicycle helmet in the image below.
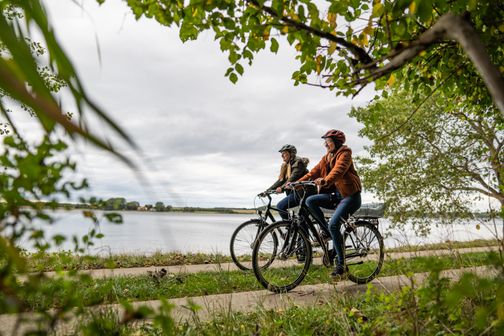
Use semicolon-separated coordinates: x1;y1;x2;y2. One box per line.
321;129;346;144
278;144;297;155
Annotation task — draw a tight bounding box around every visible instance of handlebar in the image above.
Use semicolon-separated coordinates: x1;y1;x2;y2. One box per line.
286;181;317;188
257;190;280;198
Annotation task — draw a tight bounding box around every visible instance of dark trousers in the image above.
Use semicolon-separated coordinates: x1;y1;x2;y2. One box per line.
277;192;301;220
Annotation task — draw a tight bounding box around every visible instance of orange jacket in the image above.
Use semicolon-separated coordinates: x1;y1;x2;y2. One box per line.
298;145;362;197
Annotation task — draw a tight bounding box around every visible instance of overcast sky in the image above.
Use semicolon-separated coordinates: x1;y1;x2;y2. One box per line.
29;0;379;207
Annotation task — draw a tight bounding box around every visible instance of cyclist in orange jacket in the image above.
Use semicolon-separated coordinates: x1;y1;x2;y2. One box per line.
298;130;362;278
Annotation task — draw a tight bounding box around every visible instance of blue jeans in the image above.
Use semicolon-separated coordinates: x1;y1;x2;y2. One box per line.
277;192;301;220
306;192;362;266
305;191;342;231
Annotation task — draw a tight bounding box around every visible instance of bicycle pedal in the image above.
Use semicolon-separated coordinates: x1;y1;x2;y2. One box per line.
331;274;348;282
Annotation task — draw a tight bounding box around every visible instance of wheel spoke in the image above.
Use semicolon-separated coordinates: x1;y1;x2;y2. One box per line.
230;220;268;271
252;221;312;293
345;221;384;284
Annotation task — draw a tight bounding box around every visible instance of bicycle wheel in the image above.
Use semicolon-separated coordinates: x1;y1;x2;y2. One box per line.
252;220;312;293
230;219;274;270
344;220;384;284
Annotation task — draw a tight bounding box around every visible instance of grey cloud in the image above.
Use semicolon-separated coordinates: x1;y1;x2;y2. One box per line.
44;0;377;207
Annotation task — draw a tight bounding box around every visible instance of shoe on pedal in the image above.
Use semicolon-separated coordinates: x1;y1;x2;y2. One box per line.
331;264;348;281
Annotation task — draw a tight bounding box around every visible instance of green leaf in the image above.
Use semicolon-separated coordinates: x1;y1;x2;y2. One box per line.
270;38;279;53
416;0;432;22
235;63;244;75
229;72;238;84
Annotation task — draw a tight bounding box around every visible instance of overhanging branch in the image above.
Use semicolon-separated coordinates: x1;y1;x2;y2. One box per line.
247;0;374;66
354;13;504;115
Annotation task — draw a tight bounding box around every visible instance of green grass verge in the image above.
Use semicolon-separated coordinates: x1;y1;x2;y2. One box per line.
22;238;500;272
13;251;496;311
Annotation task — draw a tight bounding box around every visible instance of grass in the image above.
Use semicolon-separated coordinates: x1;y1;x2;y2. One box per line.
385;238;500;253
13;251;498;311
72;271;503;336
23;250;232;272
22;238;500;272
73;298;362;335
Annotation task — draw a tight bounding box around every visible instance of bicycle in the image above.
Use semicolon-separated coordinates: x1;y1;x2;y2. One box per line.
229;189;281;270
251;181;385;293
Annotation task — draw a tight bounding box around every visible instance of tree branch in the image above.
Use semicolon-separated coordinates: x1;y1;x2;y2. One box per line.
354;13;504;115
247;0;374;65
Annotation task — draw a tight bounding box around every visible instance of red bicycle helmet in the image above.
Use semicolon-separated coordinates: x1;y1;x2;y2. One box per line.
321;129;346;144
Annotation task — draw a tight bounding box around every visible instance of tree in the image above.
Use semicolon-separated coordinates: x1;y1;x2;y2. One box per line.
350;89;503;232
155;201;165;211
126;201;140;210
115;0;504;115
105;197;127;210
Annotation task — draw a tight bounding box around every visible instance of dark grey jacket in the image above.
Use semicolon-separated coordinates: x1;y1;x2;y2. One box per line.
268;156;310;192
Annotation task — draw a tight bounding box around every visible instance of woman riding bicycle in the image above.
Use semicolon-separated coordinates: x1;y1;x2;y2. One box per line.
263;144;314;220
298;129;362;279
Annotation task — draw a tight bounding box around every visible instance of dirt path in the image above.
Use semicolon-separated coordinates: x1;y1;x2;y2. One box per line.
36;245;499;279
1;265;496;335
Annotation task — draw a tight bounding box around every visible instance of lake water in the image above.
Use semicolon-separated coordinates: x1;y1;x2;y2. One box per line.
19;210;502;255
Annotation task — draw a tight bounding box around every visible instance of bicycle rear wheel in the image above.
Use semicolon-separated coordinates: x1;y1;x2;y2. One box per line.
252;220;312;293
344;220;384;284
230;219;274;270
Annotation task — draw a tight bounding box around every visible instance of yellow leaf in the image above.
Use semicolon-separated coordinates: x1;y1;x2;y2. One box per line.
327;12;337;28
361;34;369;47
281;26;289;34
409;1;416;14
372;2;383;17
476;224;480;230
263;28;270;40
386;73;396;87
363;25;374;35
316;55;323;74
295;42;302;51
328;42;337;55
500;66;504;73
499;23;504;33
419;50;427;57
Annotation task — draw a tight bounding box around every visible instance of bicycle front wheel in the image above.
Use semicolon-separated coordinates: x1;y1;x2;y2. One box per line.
230;219;272;270
252;220;312;293
344;221;384;284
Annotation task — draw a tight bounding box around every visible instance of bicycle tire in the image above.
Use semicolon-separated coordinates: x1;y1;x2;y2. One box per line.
344;220;384;284
252;220;312;293
230;219;274;270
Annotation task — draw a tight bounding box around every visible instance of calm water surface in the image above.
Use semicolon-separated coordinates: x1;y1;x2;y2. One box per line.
23;210;502;255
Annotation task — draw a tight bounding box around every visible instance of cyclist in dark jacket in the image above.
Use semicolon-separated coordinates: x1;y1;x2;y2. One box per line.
264;144;312;220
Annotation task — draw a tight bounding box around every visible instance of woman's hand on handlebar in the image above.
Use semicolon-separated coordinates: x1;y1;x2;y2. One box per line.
258;189;279;197
314;178;325;186
288;181;317;188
